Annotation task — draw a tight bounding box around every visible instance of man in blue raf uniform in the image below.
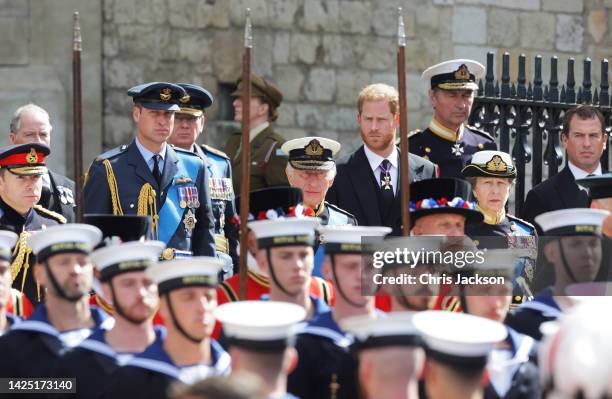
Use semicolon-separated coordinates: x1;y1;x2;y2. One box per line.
102;258;231;399
0;143;66;304
169;83;238;277
84;82;216;259
0;224;112;380
410;59;497;179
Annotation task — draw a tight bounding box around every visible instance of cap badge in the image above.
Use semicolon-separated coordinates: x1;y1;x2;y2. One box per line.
160;88;172;101
26;148;38;164
454;64;470;81
180;94;190;104
486;155;508;172
305;139;324;156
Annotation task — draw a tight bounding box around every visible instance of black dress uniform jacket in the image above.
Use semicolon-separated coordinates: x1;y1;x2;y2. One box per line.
326;145;437;235
83;141;216;256
0;198;65;304
521;165;590;228
409;125;497;179
0;305;111;399
506;288;562;341
39;171;76;223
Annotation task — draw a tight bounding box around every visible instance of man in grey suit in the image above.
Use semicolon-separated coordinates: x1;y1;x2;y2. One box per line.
326;83;438;236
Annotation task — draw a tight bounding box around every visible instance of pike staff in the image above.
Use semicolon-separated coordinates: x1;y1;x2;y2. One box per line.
397;7;411;236
72;11;84;223
238;9;253;300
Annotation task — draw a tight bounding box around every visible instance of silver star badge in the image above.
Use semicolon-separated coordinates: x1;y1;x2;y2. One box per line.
451;143;464;157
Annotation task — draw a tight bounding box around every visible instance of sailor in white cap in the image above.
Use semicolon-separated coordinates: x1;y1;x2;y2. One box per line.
539;301;612;399
215;301;306;399
288;225;391;399
0;223;109;378
414;310;507;399
507;208;610;340
458;249;540;399
248;215;330;320
410;59;497;179
0;230;19;334
53;240;165;399
102;257;231;399
341;312;424;399
282;136;357;278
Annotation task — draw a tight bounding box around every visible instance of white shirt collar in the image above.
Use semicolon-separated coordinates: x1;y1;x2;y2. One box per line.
568;160;602;180
363;144;398;173
249;121;270;142
135;136;167;162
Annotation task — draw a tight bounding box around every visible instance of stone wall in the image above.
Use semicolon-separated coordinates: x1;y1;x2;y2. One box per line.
1;0;610;168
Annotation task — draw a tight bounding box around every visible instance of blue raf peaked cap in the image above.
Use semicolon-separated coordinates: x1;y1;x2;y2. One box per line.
176;83;214;116
127;82;187;111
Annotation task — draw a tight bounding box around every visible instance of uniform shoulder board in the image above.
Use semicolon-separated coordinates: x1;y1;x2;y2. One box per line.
507;214;535;230
326;202;357;219
95;145;128;162
33;205;67;224
467;125;495;142
201;144;229;160
172;145;199;157
407;129;422;138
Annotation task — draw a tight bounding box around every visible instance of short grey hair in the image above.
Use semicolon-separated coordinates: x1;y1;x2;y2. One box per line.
9;103;51;133
285;163;337;181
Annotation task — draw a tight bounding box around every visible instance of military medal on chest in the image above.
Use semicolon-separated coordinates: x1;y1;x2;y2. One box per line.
183;208;197;234
451;142;464;157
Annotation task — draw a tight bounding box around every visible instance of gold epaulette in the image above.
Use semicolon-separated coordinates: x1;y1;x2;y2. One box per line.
33;205;67;224
10;230;34;299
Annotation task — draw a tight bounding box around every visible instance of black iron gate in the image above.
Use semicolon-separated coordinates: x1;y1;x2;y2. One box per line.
469;52;612;216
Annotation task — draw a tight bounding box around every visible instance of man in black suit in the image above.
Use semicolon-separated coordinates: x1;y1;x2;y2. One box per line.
326;83;438;235
522;105;609;228
9;103;76;222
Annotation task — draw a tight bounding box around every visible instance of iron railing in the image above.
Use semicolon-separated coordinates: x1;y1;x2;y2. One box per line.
469;52;612;215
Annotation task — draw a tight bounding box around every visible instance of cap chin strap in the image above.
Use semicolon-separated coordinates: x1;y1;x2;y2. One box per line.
330;254;367;308
165;293;205;344
265;248;301;297
557;240;579;284
44;261;84;303
109;280;148;325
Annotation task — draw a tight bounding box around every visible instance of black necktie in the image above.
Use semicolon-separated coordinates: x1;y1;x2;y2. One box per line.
379;159;394;213
152;154;162;186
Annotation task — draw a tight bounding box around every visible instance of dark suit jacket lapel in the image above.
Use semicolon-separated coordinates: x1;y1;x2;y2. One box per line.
555;165;587;207
160;145;179;191
348;146;382;225
126;140;156;186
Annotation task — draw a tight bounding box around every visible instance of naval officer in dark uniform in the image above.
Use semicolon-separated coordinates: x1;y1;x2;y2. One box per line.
84;82;216;259
463;150;536;241
283;136;357;277
169;83;238;277
0;143;66;304
0;224;111;383
409;59;497;179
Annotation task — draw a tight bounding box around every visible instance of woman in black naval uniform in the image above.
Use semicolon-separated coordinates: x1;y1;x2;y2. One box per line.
463;150;536;243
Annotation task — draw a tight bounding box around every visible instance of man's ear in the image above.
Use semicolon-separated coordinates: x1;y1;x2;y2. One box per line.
285;347;298;374
132;106;141;123
8;133;16;145
255;249;269;273
321;258;333;282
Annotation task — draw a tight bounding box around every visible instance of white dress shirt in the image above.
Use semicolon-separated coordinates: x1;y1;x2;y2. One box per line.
568;160;602;191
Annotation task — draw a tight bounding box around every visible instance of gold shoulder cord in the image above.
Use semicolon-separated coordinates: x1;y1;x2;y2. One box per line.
103;159;124;216
137;183;158;240
33;205;67;224
10;230;32;298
